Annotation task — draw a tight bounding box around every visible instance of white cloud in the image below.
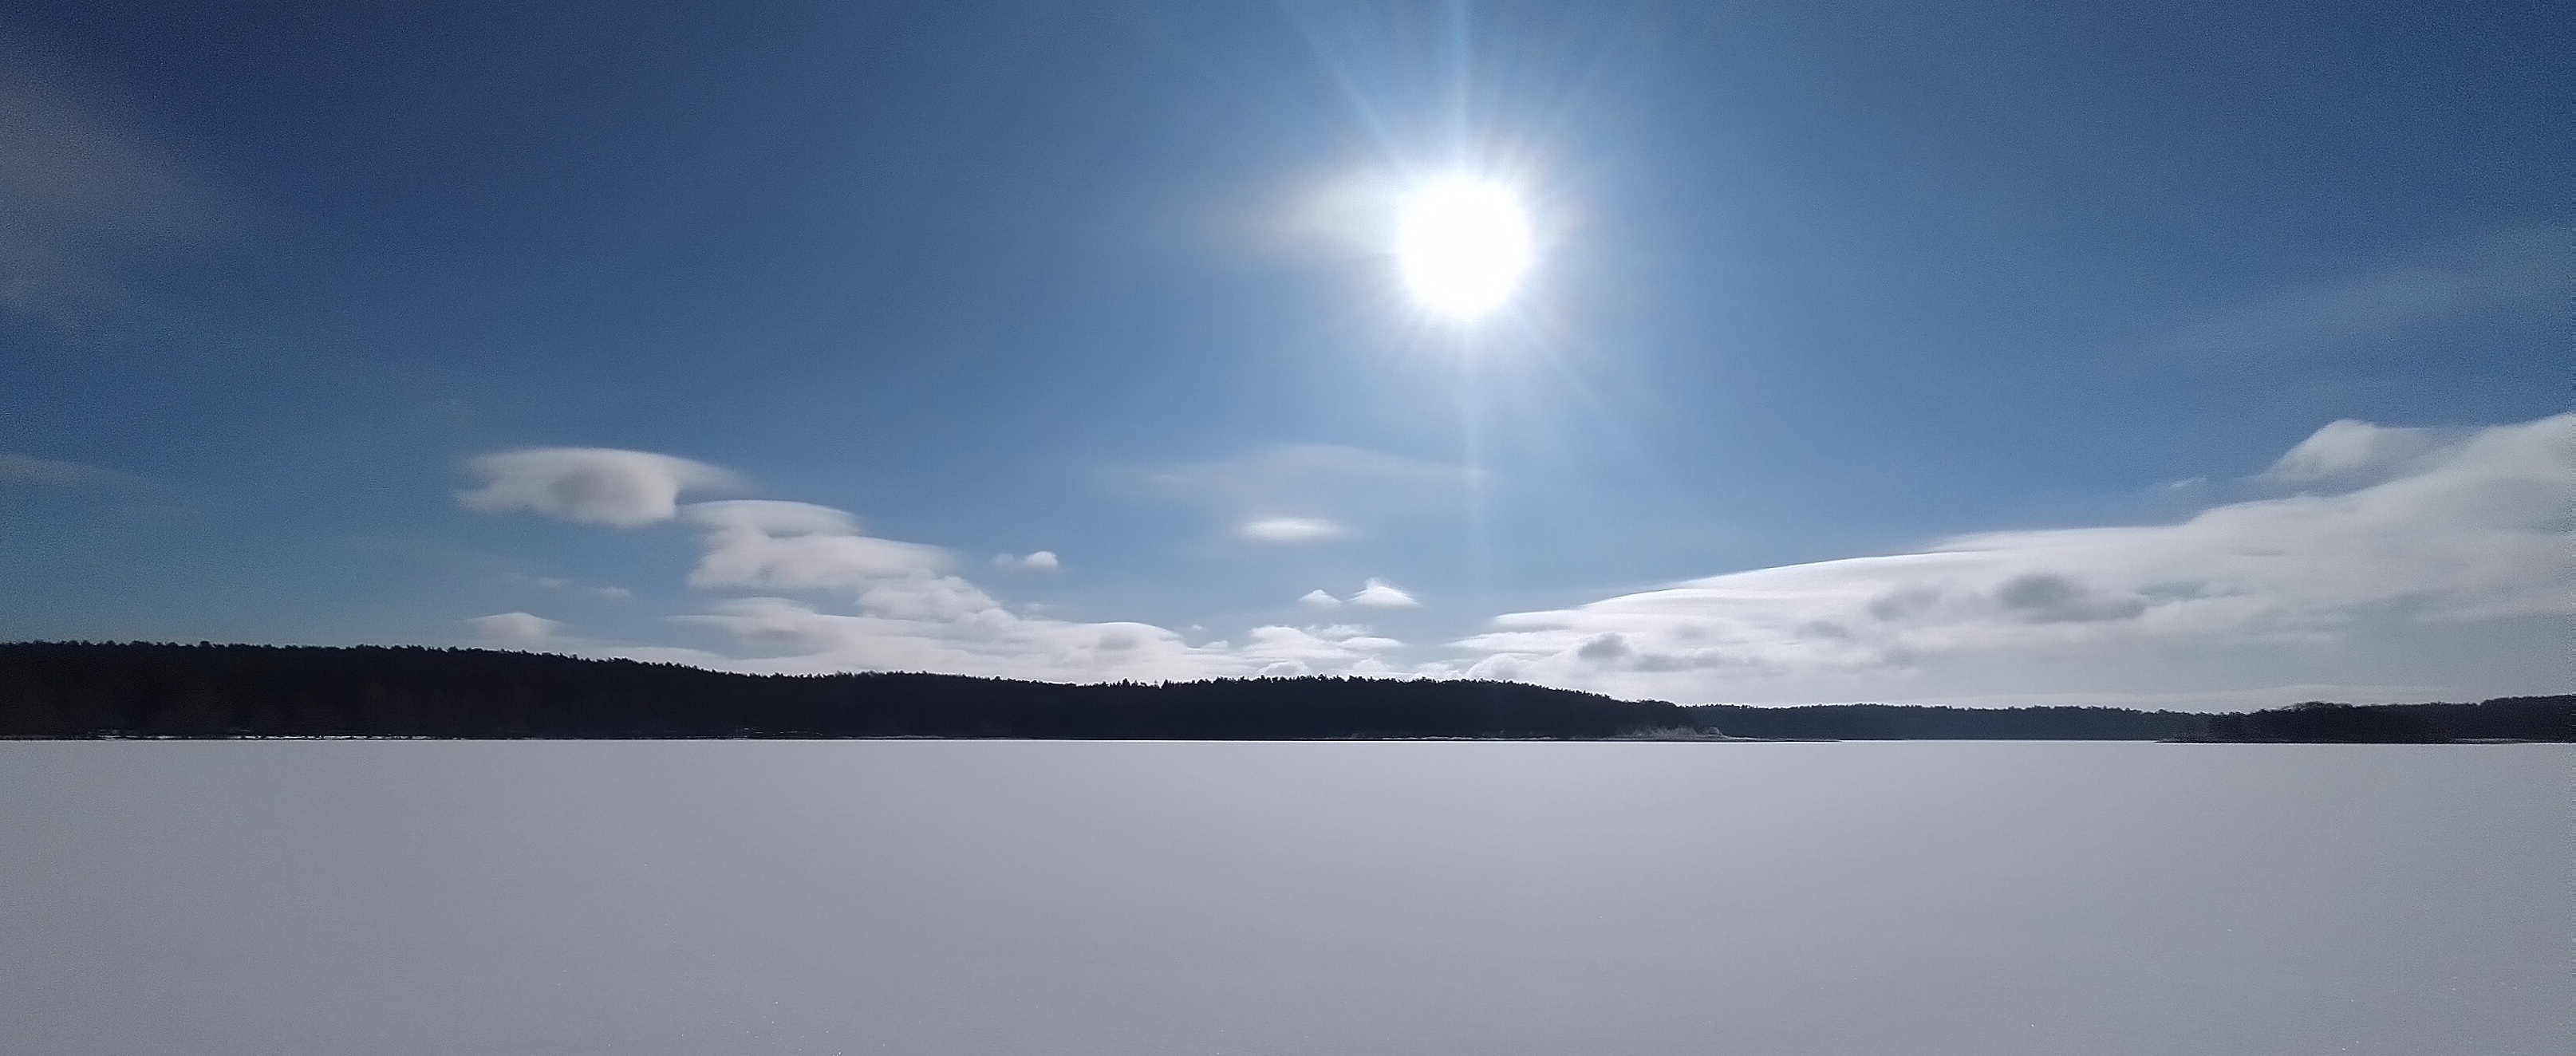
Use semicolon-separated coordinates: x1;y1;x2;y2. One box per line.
1240;516;1347;543
446;421;2569;706
665;594;1420;683
684;499;947;589
674;597;1253;682
452;447;1434;682
2265;420;2442;481
858;574;1007;622
1232;625;1410;677
460;448;742;528
1348;577;1422;609
1454;414;2574;706
1308;623;1406;651
467;611;562;648
992;550;1060;571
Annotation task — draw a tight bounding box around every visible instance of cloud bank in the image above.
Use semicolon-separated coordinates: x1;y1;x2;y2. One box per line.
1456;414;2573;706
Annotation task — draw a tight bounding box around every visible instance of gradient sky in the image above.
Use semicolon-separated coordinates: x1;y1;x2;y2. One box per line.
2;2;2566;707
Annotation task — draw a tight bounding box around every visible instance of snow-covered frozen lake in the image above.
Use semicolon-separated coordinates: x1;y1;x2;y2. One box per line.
3;740;2565;1055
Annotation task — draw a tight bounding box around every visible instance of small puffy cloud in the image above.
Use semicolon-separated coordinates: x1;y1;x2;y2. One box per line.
460;448;741;527
2266;419;2440;482
992;550;1060;571
467;611;562;648
1348;577;1422;609
1299;589;1343;608
684;499;947;589
1239;516;1347;543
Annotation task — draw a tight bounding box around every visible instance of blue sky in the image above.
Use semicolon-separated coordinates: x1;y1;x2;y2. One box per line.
2;2;2565;707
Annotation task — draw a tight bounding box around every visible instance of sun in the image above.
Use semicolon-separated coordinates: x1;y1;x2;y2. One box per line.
1395;176;1534;320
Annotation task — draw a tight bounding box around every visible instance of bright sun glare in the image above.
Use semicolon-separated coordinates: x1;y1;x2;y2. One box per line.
1395;177;1533;320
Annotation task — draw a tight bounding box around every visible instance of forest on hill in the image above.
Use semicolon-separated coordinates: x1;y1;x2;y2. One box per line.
0;643;2565;742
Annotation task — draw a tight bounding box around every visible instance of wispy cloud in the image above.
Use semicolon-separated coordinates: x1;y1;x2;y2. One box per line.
1238;516;1347;543
460;447;744;528
0;451;137;488
2159;227;2562;358
497;573;633;601
1136;443;1476;541
0;451;195;518
1147;443;1476;497
0;49;219;325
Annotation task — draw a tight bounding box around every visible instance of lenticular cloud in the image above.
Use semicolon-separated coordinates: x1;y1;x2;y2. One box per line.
460;447;740;527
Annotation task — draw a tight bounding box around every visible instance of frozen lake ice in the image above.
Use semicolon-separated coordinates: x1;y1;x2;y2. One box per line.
2;739;2566;1055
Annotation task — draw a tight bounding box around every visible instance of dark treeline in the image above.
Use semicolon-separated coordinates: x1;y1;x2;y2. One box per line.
0;643;1699;740
0;643;2566;742
2188;698;2574;743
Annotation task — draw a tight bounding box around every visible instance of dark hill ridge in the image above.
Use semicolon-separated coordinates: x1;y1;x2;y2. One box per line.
0;643;2565;742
